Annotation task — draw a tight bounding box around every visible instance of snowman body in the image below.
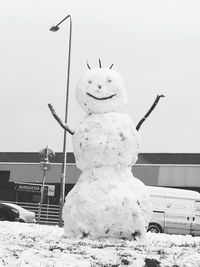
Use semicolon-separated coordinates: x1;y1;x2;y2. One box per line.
62;67;152;240
73;112;140;170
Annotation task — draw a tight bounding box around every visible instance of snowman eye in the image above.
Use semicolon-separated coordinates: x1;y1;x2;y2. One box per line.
88;80;92;84
107;78;112;83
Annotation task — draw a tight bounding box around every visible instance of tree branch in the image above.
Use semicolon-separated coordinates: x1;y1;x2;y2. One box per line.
136;94;165;131
48;104;75;135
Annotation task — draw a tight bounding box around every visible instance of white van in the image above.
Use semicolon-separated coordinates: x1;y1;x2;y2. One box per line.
147;186;200;236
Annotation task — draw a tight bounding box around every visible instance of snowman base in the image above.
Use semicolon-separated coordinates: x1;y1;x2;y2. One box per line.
62;167;152;241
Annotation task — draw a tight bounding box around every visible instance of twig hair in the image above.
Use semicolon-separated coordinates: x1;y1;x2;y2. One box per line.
110;64;114;69
98;58;102;68
86;59;91;69
86;59;114;69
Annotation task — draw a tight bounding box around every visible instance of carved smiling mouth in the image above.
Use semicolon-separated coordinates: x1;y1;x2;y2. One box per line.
86;92;116;100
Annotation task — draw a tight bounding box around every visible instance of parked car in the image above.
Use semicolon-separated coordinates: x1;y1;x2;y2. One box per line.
147;186;200;236
0;202;19;222
0;202;36;223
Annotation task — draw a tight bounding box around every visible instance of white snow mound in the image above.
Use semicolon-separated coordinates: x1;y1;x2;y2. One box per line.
62;167;152;240
76;68;127;114
73;112;140;171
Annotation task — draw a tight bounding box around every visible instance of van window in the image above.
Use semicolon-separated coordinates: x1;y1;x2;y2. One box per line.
165;198;191;211
195;201;200;215
150;195;166;210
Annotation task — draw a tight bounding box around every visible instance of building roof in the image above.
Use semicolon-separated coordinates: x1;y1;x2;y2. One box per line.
0;152;75;164
137;153;200;165
0;152;200;165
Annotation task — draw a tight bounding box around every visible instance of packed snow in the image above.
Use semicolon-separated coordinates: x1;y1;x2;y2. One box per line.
62;167;152;240
1;221;200;266
72;112;140;170
63;67;152;240
75;68;127;114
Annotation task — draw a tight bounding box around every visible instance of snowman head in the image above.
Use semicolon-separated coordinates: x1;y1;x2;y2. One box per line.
76;65;128;114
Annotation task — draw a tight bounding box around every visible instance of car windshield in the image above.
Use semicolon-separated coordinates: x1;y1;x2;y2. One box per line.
3;203;23;211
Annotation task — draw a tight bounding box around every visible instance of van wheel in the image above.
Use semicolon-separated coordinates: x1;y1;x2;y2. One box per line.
147;223;162;233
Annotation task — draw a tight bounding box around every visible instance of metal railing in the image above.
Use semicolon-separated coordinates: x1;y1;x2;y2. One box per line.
6;201;60;225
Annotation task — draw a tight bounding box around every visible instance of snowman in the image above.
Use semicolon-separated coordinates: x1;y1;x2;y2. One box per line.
48;61;164;240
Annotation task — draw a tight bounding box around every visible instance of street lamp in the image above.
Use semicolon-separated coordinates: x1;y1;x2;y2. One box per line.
50;15;72;227
38;146;55;224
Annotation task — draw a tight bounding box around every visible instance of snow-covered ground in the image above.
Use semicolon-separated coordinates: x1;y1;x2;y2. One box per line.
1;222;200;266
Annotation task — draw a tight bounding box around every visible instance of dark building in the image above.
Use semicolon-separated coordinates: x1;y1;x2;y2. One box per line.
0;152;200;205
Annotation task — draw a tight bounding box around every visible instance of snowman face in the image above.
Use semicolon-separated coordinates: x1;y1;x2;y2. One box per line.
76;68;128;114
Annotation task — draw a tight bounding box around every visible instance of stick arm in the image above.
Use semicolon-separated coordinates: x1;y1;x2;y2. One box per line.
136;94;165;131
48;104;75;135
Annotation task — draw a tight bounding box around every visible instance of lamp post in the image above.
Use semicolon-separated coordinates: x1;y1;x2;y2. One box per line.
50;15;72;227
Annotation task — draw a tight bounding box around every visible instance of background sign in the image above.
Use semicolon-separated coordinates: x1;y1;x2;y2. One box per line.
14;183;55;196
47;185;55;196
15;183;41;193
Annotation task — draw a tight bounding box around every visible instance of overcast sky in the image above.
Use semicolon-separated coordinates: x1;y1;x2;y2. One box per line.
1;0;200;153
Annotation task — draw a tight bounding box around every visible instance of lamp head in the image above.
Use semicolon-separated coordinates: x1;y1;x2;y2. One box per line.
50;26;59;32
